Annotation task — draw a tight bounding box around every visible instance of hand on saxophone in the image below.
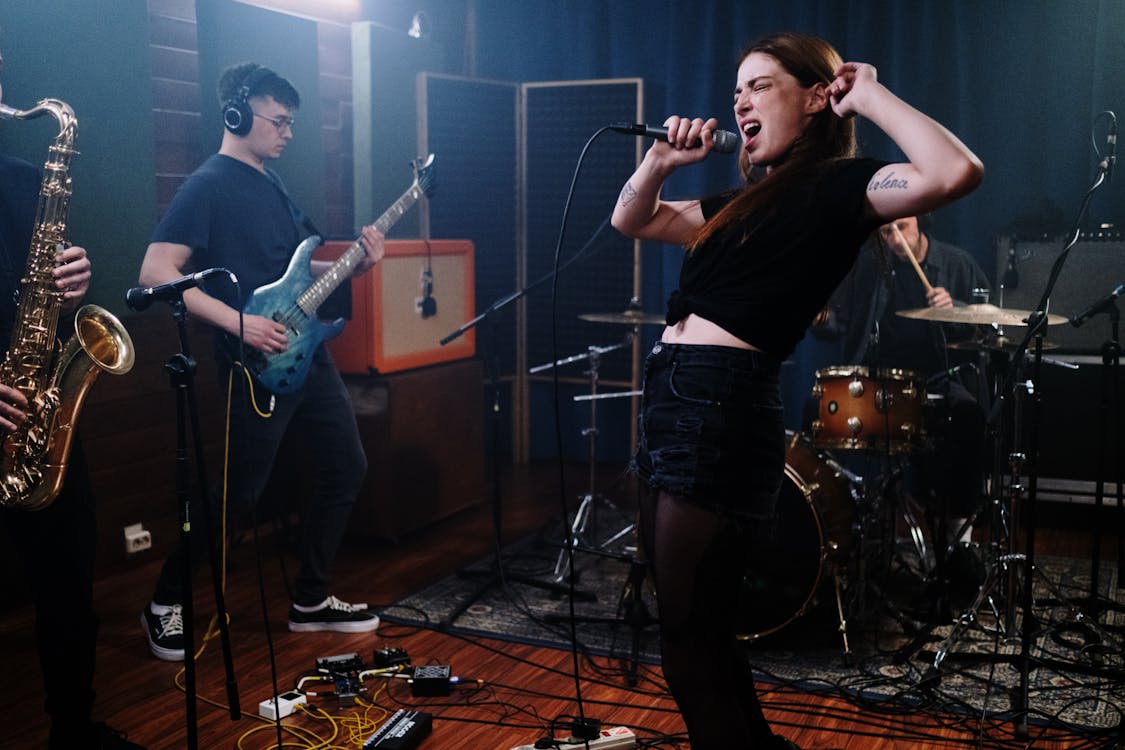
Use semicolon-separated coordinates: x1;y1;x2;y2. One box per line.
0;384;28;432
53;245;91;309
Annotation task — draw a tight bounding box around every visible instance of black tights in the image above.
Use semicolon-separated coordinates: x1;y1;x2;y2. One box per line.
638;487;776;749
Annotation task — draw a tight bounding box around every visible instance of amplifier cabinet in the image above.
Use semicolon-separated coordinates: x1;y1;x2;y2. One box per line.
995;236;1125;353
318;239;476;374
346;359;485;540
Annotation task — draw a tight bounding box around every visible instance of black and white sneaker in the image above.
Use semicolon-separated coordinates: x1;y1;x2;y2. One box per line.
288;595;379;633
141;602;185;661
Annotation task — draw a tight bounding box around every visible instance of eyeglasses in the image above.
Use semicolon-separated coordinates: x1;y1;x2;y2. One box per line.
253;112;295;132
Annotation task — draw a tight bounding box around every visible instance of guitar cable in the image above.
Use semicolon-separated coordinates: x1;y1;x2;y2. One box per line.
232;307;276;418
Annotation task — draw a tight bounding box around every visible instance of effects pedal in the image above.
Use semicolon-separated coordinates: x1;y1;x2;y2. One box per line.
373;646;411;669
362;708;432;749
411;664;451;697
258;690;307;721
509;726;636;750
316;652;366;706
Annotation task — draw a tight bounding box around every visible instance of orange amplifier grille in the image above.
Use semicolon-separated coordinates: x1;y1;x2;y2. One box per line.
317;239;476;374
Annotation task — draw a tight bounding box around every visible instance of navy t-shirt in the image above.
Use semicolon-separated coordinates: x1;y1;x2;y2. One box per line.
671;157;887;358
151;154;306;311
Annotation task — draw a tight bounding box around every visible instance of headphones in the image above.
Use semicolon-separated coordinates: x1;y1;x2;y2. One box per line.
221;66;272;136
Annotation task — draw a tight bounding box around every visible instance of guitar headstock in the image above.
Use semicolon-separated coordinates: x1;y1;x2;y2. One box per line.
412;153;436;198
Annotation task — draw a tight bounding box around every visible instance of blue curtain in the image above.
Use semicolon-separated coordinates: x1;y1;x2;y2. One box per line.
469;0;1125;427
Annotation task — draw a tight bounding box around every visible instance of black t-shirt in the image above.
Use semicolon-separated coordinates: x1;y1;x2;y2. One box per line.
151;153;307;311
0;154;42;349
671;157;887;358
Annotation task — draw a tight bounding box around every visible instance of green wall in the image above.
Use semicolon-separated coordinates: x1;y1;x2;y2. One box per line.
0;0;156;317
195;0;324;233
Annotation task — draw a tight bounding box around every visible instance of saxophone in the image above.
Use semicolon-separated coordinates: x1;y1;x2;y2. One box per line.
0;98;135;511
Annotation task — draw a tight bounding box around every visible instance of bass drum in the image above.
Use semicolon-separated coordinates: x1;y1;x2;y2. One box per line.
736;431;859;641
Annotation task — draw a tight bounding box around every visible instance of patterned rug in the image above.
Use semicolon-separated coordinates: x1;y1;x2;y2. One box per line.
379;520;1125;735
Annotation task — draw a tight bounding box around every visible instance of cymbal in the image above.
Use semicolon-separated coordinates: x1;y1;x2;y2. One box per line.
948;336;1059;353
895;303;1067;327
579;309;665;326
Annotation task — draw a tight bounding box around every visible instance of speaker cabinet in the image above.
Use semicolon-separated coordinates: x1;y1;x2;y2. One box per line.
995;236;1125;353
345;359;485;540
319;239;476;374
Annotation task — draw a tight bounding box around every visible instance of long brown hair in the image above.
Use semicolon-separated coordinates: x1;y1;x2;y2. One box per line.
688;32;857;252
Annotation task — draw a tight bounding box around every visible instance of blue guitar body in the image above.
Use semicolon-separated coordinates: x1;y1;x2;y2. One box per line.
236;153;436;394
241;235;342;394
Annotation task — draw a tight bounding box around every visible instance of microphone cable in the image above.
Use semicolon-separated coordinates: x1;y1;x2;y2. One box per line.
544;124;619;748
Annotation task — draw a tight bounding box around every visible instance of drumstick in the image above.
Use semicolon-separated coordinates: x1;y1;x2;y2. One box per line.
891;222;933;293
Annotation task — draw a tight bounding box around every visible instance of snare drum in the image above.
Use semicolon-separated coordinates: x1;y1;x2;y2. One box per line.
735;431;860;641
810;366;925;454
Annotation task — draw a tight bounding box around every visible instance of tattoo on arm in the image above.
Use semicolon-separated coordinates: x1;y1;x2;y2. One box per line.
619;181;638;207
868;170;909;192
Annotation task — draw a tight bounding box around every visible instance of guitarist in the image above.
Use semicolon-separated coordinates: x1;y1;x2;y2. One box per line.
138;62;383;662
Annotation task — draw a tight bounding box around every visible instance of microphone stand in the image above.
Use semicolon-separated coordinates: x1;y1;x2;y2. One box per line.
1070;289;1125;615
438;284;593;630
162;298;241;748
983;148;1118;736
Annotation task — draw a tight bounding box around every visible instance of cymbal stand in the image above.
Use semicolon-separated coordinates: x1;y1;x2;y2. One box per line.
933;137;1122;732
1070;287;1125;613
931;375;1028;671
527;334;636;583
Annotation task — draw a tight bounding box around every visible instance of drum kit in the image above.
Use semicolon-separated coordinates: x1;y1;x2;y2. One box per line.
738;301;1082;660
545;299;1095;670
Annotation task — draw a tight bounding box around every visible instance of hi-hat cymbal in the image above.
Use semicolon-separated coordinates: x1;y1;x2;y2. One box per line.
579;309;665;326
895;303;1067;327
948;336;1059;353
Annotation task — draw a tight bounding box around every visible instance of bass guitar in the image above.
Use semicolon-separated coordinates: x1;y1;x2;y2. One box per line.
239;153;435;393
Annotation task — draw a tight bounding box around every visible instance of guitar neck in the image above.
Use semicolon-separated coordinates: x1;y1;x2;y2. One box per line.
298;181;425;312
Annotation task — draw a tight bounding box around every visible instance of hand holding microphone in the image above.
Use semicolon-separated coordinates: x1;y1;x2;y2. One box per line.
611;119;739;154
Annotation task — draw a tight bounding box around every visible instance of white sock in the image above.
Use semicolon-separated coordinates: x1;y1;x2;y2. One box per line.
292;598;330;613
150;601;177;615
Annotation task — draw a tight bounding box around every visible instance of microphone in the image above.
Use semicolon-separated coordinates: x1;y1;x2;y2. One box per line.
125;267;234;312
1104;115;1117;180
415;267;437;319
1070;282;1124;328
926;362;976;386
1002;247;1019;290
609;122;739;154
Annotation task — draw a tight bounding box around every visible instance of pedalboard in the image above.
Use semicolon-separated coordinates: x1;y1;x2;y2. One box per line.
258;690;307;721
509;726;636;750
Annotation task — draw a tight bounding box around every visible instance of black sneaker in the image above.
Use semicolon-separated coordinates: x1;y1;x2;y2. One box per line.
288;595;379;633
92;722;146;749
141;602;185;661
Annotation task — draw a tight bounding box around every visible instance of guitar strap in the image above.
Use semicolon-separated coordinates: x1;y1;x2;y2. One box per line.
263;167;321;240
260;167;352;325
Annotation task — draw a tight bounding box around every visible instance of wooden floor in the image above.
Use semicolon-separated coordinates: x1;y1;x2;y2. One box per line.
0;460;1121;749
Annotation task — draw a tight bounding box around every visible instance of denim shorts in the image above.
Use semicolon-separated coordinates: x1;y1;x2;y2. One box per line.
631;342;786;519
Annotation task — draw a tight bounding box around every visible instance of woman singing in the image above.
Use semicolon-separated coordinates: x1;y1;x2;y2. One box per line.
611;32;982;750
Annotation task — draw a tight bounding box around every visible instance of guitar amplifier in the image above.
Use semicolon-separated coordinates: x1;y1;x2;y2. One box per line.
995;235;1125;353
318;239;476;374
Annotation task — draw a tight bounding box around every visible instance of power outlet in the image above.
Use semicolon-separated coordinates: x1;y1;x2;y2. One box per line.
509;727;635;750
124;523;152;554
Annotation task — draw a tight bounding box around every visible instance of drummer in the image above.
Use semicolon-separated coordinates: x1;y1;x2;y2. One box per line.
815;214;990;548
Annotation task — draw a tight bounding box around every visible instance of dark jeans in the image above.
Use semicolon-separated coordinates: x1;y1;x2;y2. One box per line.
631;341;786;748
1;446;98;742
632;342;785;519
153;356;367;607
